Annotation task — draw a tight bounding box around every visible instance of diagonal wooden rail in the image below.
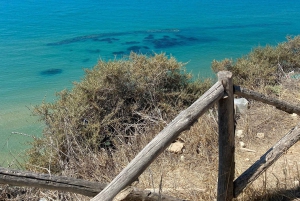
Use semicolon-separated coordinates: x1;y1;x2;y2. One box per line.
1;71;300;201
233;123;300;197
92;72;300;201
91;79;226;201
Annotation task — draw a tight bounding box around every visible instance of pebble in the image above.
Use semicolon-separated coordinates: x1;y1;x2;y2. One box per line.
291;113;298;119
167;141;184;153
239;141;246;148
180;155;185;162
236;130;244;138
257;133;265;139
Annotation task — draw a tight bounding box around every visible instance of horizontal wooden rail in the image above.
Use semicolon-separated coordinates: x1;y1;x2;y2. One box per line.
91;81;225;201
0;167;184;201
233;123;300;197
234;85;300;115
3;71;300;201
0;167;104;197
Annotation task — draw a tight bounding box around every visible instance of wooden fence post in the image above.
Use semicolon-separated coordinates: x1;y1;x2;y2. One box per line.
217;71;235;201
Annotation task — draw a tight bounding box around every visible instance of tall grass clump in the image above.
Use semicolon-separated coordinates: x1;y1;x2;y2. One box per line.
26;52;212;174
211;35;300;88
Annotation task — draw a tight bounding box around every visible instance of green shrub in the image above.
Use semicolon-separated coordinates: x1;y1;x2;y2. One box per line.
26;53;212;173
211;35;300;88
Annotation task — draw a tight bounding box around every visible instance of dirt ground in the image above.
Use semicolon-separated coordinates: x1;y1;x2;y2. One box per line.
234;79;300;200
1;79;300;201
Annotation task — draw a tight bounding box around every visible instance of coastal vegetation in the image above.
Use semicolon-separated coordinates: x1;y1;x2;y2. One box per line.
2;36;300;200
26;52;212;173
212;35;300;88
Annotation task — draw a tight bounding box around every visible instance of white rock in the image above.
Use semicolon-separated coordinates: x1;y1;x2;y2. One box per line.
245;158;250;161
291;113;298;119
295;180;299;186
239;141;246;148
257;133;265;139
167;141;184;153
180;155;185;162
236;130;244;138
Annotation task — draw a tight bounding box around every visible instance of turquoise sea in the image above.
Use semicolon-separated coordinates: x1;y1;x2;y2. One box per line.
1;0;300;164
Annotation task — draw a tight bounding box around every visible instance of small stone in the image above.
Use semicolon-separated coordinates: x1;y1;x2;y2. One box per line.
295;180;299;186
245;158;250;161
180;155;185;162
239;141;246;148
257;133;265;139
291;113;298;119
236;130;244;138
167;141;184;153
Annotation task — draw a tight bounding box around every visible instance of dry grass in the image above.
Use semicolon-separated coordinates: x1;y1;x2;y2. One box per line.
2;78;300;200
2;38;300;200
233;78;300;201
25;52;212;174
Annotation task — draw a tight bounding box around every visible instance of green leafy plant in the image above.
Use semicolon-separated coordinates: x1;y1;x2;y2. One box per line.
26;52;211;173
211;35;300;88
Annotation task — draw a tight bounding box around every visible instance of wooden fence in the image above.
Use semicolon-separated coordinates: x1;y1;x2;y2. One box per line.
1;71;300;201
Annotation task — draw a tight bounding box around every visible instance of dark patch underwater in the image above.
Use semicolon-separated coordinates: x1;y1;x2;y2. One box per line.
40;68;63;76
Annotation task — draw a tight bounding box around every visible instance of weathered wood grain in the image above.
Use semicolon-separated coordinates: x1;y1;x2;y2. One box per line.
0;167;105;197
234;85;300;115
217;71;235;201
233;123;300;197
91;81;225;201
0;167;185;200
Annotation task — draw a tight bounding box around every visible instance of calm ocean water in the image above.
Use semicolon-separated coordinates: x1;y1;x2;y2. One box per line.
1;0;300;162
